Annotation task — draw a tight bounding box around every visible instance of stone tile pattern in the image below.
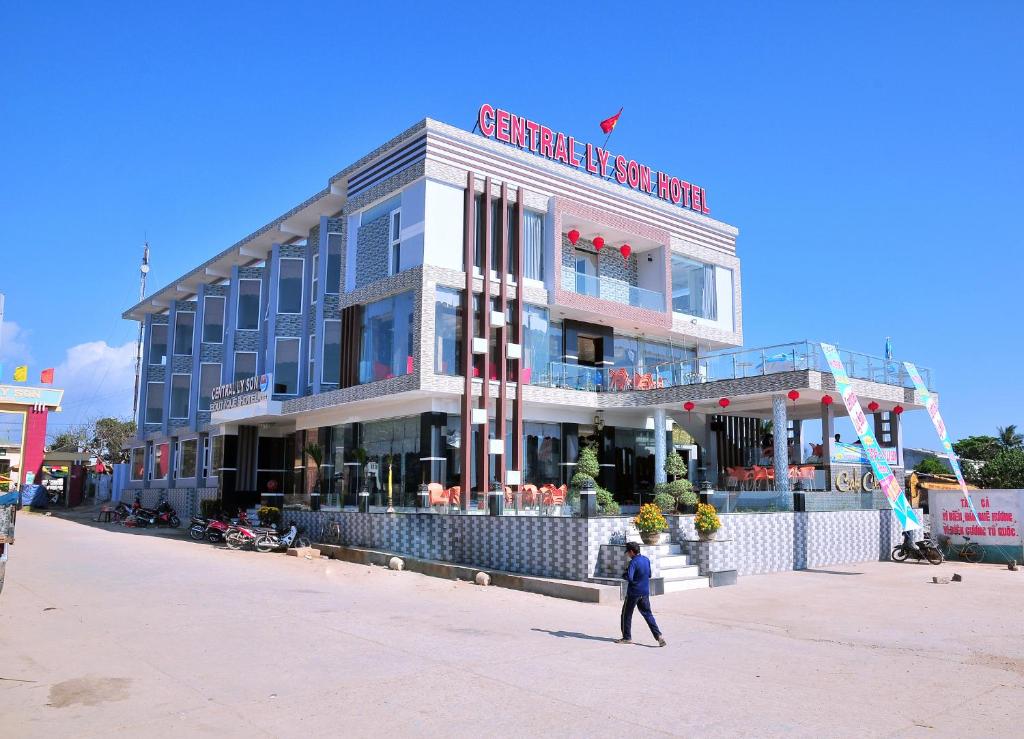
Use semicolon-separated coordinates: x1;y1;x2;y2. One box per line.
594;544;664;579
355;212;390;290
560;234;639;305
132;486;217;518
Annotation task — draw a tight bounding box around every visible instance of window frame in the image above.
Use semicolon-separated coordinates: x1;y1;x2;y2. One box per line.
236;278;262;331
325;232;342;294
198;362;222;412
148;323;168;365
177;438;199;479
388;208;402;276
233;351;258;382
277;257;305;315
130;447;145;481
311;252;319;305
274;336;301;396
308;333;316;388
202;295;226;344
321;318;341;385
173;310;196;357
145;380;165;424
169;373;192;420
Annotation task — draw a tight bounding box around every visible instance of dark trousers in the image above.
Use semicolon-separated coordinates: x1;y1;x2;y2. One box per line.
621;594;661;640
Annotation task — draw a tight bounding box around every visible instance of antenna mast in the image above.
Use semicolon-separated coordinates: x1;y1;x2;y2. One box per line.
132;241;151;419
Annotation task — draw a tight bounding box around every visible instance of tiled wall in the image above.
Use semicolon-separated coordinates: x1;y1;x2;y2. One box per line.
355;213;391;289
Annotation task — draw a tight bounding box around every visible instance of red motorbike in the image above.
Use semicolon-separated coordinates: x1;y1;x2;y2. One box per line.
190;510;251;543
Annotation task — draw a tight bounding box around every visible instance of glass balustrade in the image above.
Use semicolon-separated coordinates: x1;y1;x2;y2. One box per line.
561;269;665;311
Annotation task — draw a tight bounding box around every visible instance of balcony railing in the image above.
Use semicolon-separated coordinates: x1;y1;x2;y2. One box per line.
532;341;934;393
561;269;664;311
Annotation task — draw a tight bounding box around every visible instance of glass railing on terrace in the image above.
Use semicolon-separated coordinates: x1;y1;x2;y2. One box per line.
561;270;664;311
532;342;933;393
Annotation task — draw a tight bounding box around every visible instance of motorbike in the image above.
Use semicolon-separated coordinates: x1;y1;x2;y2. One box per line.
191;510;251;543
224;520;270;550
892;531;943;565
255;523;311;553
154;501;181;528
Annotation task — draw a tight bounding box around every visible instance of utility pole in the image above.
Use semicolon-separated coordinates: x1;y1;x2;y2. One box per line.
131;242;151;419
0;291;5;359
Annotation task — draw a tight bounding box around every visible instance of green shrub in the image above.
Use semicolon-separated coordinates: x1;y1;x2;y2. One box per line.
577;446;600;479
665;451;687;480
678;488;698;508
655;479;695;508
596;487;619;515
199;498;222;519
569;471;593;492
653;492;676;513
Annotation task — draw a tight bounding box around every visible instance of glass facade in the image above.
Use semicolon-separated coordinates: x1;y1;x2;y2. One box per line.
198;363;221;411
170;374;191;419
145;381;164;424
325;233;342;293
152;441;169;480
234;351;256;382
278;258;303;314
149;324;167;365
522;305;561;385
671;254;718;320
178;438;198;478
131;447;145;480
523;422;562;487
322;319;341;384
203;296;225;343
522;210;544;281
274;338;300;395
434;287;462;375
359;291;414;383
237;279;261;330
173;311;194;356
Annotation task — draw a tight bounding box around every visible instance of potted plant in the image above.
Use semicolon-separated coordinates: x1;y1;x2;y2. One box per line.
693;502;721;541
633;503;668;545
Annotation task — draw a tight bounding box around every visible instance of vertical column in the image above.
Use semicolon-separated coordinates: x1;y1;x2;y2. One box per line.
495;182;508;484
653;408;667;485
821;400;835;490
459;172;474;506
21;407;48;486
511;188;524;488
476;178;492;502
704;415;719;487
772;394;790;492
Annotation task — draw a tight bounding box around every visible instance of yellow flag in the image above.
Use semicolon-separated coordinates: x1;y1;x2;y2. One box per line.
13;365;28;382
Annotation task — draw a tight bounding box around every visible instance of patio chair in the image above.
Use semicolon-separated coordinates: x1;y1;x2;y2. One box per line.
446;486;462;511
798;466;817;490
751;465;769;491
523;484;540;508
427;483;448;510
547;484;567;506
504;486;514;506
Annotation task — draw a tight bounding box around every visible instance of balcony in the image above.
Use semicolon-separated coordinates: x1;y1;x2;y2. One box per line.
560;269;664;311
531;341;934;393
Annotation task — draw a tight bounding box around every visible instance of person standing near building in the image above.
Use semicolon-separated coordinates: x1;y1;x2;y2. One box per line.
617;542;666;646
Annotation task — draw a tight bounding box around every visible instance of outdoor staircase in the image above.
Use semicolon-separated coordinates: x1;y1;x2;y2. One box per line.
591;542;709;597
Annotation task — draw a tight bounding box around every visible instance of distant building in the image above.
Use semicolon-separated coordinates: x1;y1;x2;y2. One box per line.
904;447;953;473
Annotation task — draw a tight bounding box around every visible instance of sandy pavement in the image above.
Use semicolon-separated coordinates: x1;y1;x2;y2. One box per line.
1;512;1022;737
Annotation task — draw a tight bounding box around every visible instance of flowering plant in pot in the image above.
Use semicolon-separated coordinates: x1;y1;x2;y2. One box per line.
633;503;668;545
693;502;721;541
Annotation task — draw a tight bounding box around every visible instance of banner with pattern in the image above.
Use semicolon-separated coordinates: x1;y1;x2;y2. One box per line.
903;361;980;523
820;343;921;531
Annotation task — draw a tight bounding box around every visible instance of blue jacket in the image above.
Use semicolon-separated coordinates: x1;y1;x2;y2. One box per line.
625;554;652;597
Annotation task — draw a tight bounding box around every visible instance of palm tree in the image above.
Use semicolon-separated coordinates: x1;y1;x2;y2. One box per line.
996;425;1023;449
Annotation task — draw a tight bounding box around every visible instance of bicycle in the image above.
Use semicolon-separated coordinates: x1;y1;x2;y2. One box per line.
319;517;342;545
938;535;984;564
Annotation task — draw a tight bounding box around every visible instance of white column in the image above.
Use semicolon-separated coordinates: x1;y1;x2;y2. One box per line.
821;401;835;490
772;394;790;492
654;408;667;485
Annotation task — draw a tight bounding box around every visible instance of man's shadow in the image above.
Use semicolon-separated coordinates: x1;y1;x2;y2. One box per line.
531;628;658;648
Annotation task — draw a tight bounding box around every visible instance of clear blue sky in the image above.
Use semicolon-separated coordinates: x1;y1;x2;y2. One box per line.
0;1;1021;447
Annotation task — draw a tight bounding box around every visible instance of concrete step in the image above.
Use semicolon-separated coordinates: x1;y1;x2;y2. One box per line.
641;543;682;556
661;565;702;581
658;554;692;568
662;577;710;593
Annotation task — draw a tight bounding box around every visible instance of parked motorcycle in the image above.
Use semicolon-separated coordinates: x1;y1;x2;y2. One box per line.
255;523;311;553
224;521;269;550
154;501;181;528
192;510;251;543
892;531;943;565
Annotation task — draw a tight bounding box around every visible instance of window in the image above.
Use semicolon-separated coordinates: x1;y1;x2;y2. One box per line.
278;258;303;314
434;288;462;375
170;374;191;419
388;209;402;276
173;311;195;356
234;351;257;382
131;448;145;480
201;435;211;478
322;319;341;385
203;296;225;343
522;305;559;385
671;254;718;320
145;381;164;424
311;253;319;304
326;233;342;294
237;279;261;330
523;422;562;488
308;334;316;387
358;291;414;384
149;324;168;365
274;337;300;395
199;363;221;411
523;210;545;281
151;441;169;480
177;438;198;478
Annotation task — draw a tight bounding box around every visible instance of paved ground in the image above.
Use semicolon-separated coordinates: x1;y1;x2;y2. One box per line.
1;513;1022;738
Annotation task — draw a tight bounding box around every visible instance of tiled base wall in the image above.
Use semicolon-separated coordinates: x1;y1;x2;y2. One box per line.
129;487;218;519
671;509;908;576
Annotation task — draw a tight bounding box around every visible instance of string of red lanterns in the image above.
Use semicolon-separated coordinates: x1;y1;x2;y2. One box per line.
821;395;834;405
619;243;632;259
683;401;695;412
566;230;631;259
567;229;580;245
893;405;904;415
592;236;605;250
867;401;880;412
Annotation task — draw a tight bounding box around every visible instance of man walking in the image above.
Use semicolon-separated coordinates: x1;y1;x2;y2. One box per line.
617;542;666;646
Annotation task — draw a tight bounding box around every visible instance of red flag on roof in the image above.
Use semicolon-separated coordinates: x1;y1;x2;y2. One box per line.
599;107;623;134
40;368;55;384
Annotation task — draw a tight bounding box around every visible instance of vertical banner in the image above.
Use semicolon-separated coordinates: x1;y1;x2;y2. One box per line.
903;362;980;523
820;343;921;531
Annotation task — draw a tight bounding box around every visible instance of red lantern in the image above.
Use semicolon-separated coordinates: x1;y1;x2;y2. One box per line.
592;236;605;251
619;243;632;259
893;405;904;415
821;394;834;405
867;401;880;412
718;397;730;409
787;390;800;402
567;229;580;246
683;401;695;412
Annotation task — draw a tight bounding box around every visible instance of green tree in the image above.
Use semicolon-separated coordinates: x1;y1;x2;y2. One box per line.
913;456;950;476
975;448;1024;489
665;450;687;481
89;417;137;465
996;425;1023;450
47;428;87;453
952;435;1000;463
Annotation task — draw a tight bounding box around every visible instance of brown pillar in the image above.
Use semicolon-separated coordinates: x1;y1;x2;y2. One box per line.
511;187;525;485
476;178;493;502
495;182;509;483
